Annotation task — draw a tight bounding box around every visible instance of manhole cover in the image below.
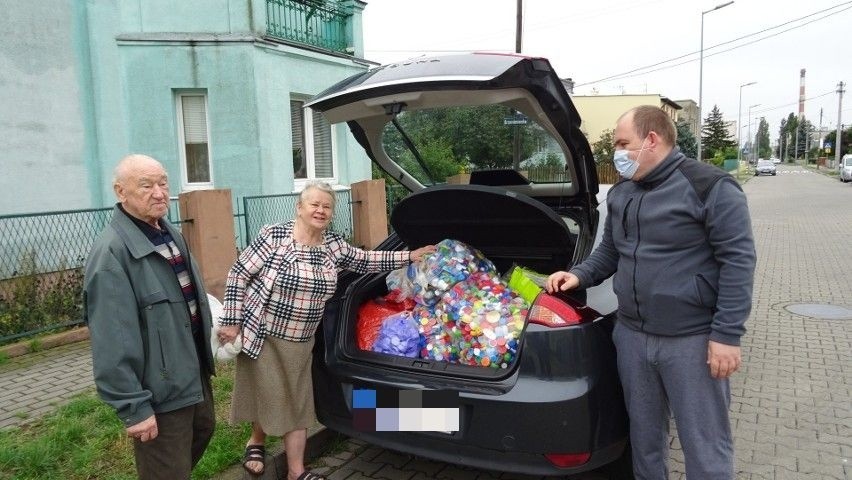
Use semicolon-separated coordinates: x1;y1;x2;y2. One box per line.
784;303;852;319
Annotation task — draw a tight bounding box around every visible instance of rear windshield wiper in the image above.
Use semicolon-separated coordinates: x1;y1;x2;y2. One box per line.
385;104;436;185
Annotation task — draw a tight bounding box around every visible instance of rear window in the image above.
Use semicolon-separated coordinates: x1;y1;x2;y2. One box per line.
380;104;572;185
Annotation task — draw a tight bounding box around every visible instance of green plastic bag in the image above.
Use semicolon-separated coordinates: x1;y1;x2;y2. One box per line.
506;265;546;304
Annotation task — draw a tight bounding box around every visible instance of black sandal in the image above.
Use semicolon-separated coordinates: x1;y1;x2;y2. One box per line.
296;472;328;480
242;444;266;476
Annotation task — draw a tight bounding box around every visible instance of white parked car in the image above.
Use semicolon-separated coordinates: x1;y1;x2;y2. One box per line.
840;155;852;182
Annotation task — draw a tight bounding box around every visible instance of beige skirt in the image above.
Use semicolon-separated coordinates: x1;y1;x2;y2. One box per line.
230;335;316;436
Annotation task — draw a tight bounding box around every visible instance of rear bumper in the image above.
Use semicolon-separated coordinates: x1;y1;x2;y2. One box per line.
315;391;628;476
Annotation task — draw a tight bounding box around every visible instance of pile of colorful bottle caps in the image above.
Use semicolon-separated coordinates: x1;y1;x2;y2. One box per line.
410;239;497;306
379;239;529;369
414;272;528;369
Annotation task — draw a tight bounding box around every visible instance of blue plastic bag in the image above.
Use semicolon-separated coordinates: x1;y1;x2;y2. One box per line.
372;311;421;358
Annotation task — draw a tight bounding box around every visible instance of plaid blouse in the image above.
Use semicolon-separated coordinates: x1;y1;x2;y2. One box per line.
221;221;409;359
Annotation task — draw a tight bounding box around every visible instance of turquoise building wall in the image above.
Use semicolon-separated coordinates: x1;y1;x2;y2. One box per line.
1;0;372;215
0;1;94;214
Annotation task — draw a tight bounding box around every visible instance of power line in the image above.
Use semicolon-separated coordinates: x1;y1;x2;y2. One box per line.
575;2;852;87
752;90;836;115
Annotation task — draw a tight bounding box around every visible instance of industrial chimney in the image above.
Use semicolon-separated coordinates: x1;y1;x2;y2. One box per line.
798;68;806;120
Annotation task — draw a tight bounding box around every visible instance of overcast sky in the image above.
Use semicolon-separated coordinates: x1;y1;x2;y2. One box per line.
361;0;850;146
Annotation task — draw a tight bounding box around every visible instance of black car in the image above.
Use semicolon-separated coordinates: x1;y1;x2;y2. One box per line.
306;53;632;478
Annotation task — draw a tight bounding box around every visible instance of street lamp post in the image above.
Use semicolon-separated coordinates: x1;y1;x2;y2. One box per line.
737;81;757;165
697;0;734;162
747;103;760;164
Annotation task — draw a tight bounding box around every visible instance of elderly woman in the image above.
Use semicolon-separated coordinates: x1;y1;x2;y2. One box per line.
218;181;434;480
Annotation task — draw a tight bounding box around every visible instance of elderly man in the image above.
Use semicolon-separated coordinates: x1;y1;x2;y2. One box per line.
84;154;216;479
547;106;755;479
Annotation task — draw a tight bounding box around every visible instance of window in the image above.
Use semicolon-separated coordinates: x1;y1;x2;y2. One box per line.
291;98;336;184
176;93;213;189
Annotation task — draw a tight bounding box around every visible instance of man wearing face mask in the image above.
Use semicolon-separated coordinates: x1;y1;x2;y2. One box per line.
546;105;755;479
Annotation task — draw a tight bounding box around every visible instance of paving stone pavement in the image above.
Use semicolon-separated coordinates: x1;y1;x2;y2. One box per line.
0;340;94;429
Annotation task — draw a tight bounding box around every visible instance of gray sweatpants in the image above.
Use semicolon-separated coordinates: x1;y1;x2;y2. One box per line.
612;321;734;480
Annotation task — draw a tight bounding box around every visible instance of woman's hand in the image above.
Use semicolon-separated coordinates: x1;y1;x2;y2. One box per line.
408;245;437;263
217;325;241;345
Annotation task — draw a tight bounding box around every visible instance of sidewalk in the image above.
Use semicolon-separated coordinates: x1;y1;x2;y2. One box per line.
0;339;94;429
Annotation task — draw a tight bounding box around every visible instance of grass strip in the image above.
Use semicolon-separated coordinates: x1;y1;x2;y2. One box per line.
0;362;277;479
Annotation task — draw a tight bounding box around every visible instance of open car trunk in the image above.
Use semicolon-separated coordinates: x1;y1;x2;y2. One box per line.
338;184;580;380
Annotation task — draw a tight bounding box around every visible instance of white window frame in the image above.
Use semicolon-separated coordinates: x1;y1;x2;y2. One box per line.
292;100;338;191
175;92;214;191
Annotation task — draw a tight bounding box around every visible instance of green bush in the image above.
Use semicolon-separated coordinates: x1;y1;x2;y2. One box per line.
0;252;83;343
709;153;725;168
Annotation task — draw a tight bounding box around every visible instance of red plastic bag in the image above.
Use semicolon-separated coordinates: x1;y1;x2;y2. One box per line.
356;294;414;350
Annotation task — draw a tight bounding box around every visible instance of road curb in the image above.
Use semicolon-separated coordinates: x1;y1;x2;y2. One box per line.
0;326;89;358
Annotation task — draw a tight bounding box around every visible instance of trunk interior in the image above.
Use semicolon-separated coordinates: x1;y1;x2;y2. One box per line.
339;184;581;380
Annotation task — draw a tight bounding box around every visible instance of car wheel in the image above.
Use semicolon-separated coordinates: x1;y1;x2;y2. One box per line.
772;173;776;176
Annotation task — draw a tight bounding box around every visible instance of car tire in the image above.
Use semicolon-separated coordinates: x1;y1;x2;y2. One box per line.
772;173;776;176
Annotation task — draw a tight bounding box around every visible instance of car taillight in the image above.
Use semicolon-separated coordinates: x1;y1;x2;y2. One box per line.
545;452;591;467
528;293;586;327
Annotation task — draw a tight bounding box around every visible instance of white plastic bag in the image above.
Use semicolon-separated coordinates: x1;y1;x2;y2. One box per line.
207;294;243;362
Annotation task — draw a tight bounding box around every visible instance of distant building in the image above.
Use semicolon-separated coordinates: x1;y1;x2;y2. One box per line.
1;0;371;214
725;121;738;142
570;94;682;148
675;99;699;139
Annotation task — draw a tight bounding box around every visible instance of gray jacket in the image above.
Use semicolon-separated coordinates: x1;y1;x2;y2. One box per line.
571;148;756;345
84;206;215;427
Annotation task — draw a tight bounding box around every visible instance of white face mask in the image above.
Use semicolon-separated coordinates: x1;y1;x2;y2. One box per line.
612;139;647;179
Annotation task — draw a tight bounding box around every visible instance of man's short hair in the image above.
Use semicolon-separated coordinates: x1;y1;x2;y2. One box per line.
628;105;677;146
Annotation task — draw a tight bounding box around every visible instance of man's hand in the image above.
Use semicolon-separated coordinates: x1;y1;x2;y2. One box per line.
707;341;741;379
126;415;158;442
545;271;580;293
218;325;241;345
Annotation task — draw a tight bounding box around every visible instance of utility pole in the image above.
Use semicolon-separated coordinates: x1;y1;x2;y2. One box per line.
794;125;799;163
835;81;845;168
515;0;523;54
511;0;523;169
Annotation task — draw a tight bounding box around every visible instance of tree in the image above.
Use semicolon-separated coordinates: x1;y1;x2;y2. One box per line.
776;118;787;159
794;119;815;159
383;105;547;171
675;120;697;159
701;105;735;159
756;117;771;159
777;113;817;160
823;126;852;157
397;138;465;184
778;113;799;161
591;129;614;164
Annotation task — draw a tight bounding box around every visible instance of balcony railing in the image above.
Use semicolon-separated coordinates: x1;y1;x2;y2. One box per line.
266;0;351;54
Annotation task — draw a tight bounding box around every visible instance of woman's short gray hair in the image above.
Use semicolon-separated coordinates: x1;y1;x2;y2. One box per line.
298;180;336;208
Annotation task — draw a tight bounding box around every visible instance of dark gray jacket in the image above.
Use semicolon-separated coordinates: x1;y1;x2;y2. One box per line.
571;148;755;345
84;207;215;427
